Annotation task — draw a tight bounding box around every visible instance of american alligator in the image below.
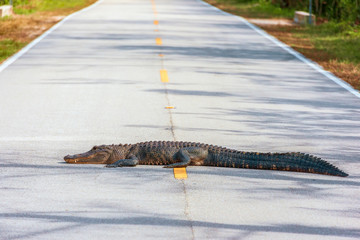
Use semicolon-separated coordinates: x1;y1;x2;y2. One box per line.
64;141;348;177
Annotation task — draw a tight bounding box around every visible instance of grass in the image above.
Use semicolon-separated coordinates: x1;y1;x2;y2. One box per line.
0;39;26;60
302;23;360;64
0;0;97;63
13;0;94;13
205;0;360;90
205;0;295;18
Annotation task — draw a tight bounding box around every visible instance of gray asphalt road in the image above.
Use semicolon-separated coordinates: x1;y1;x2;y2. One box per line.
1;0;360;239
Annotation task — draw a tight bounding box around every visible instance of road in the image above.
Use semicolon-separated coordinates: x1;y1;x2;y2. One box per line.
1;0;360;239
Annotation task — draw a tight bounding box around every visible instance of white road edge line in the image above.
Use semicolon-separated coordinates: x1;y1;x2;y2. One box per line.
197;0;360;99
0;0;104;73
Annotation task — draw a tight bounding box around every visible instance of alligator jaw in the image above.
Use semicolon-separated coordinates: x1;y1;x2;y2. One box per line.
64;150;111;164
64;153;95;163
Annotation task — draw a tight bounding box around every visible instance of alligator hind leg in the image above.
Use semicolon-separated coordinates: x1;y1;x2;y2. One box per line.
163;149;191;168
105;155;139;168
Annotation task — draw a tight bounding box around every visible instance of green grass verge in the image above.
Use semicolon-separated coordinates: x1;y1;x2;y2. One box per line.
0;39;26;62
37;0;92;11
298;22;360;64
207;0;295;18
13;0;93;14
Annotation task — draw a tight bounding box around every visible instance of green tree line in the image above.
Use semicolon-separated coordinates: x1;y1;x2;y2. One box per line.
271;0;360;22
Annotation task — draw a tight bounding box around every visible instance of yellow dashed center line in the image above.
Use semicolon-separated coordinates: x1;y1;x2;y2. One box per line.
151;0;157;15
151;0;183;179
174;168;188;179
156;38;162;45
160;69;169;82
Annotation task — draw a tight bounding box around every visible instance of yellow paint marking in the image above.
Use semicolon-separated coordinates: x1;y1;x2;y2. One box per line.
174;168;187;179
154;20;159;25
165;106;174;109
151;0;157;14
160;69;169;82
156;38;162;45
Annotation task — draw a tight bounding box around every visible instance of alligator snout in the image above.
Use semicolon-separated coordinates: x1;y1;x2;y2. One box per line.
63;151;107;164
64;154;86;163
64;154;76;163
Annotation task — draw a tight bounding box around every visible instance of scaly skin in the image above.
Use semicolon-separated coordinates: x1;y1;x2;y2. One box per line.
64;141;348;177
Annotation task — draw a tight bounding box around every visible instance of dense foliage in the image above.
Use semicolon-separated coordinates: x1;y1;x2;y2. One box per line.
271;0;360;22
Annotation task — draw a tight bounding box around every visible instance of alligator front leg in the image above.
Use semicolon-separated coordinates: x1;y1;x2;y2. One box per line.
163;149;191;168
105;155;139;168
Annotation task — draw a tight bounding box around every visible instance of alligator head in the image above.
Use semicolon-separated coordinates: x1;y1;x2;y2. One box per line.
64;145;114;164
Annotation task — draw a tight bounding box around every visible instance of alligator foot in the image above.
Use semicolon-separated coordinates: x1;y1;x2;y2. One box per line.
163;149;191;168
105;158;139;168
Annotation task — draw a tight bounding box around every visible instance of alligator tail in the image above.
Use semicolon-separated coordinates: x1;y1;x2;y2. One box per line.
208;148;348;177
